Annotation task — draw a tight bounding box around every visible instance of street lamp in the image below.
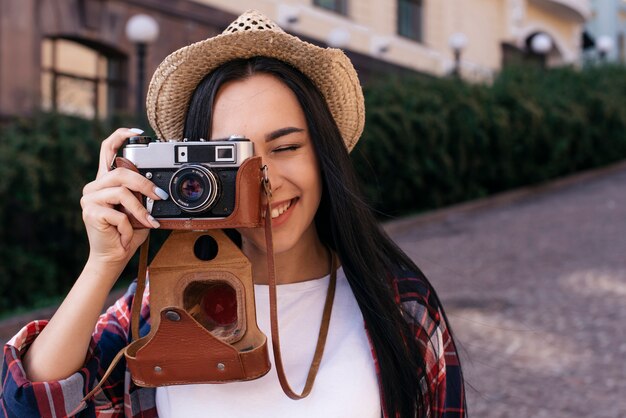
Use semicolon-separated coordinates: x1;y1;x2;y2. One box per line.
448;32;468;78
529;32;552;67
125;14;160;120
277;4;299;28
596;35;614;62
327;27;351;49
530;33;552;54
370;35;390;56
530;33;552;55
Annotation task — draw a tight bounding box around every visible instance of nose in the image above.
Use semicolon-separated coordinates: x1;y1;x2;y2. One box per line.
261;159;282;193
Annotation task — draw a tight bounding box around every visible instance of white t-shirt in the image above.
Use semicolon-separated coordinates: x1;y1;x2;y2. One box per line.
155;267;381;418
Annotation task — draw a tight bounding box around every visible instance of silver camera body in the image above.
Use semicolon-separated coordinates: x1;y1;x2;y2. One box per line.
123;136;254;219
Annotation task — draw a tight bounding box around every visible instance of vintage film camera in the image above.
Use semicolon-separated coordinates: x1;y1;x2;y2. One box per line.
117;135;263;230
122;135;254;220
115;136;270;387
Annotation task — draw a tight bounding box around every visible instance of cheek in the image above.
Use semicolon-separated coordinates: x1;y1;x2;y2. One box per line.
310;171;323;207
310;156;323;199
292;158;322;207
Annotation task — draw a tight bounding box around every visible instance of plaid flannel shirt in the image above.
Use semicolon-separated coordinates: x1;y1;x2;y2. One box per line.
1;274;465;418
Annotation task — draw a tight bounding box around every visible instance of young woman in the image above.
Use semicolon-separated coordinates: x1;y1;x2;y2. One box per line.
1;10;465;418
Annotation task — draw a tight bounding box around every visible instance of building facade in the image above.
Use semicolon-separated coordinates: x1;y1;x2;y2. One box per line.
0;0;590;121
0;0;235;120
585;0;626;62
223;0;589;79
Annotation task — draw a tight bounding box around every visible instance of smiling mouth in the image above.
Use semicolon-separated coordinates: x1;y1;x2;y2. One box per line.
262;198;297;219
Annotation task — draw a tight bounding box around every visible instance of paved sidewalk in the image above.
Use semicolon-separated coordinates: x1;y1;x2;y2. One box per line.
2;162;626;417
384;162;626;418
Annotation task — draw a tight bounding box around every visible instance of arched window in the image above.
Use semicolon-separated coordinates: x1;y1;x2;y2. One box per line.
41;37;126;119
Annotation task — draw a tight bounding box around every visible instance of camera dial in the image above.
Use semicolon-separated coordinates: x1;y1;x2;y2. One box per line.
126;136;153;147
170;165;221;213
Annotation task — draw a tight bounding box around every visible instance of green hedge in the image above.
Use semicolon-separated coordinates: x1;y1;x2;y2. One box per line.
352;65;626;216
0;113;155;315
2;65;626;314
0;114;99;313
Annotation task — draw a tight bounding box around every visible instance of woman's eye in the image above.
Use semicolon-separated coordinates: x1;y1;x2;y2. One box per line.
273;145;300;153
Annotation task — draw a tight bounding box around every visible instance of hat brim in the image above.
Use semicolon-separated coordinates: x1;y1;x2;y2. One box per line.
146;29;364;151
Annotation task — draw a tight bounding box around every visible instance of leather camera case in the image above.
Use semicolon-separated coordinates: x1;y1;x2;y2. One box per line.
124;229;270;386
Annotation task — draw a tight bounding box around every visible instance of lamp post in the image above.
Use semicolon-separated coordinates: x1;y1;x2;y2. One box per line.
327;27;351;49
277;4;299;28
530;33;552;67
448;32;468;79
370;35;390;56
125;14;160;120
597;35;614;62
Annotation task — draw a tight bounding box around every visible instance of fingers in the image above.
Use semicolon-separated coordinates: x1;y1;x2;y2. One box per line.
83;167;168;202
83;205;136;249
81;187;160;230
97;128;145;178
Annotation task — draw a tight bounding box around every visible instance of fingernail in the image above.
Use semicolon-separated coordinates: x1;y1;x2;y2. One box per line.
129;128;144;134
154;187;169;200
147;214;161;229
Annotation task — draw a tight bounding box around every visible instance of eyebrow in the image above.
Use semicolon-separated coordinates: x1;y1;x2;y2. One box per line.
265;127;305;142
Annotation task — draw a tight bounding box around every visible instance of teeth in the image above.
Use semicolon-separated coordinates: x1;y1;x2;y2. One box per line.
270;200;292;219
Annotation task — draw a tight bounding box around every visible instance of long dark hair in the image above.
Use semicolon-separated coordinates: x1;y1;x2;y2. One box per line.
184;57;461;417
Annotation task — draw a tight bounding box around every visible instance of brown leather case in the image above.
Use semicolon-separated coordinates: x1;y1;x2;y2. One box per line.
124;229;270;386
115;155;263;230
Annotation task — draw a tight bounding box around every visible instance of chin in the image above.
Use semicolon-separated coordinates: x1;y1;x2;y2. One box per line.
243;218;322;260
239;228;295;255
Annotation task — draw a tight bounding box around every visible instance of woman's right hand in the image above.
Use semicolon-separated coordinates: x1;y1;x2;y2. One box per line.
24;128;170;382
80;128;168;269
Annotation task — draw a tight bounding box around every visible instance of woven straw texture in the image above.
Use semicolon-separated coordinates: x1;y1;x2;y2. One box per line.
146;10;364;151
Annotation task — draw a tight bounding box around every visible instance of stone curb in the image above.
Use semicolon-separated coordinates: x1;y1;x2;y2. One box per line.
383;159;626;235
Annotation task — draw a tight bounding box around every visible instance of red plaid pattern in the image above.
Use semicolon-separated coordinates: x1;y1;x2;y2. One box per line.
1;274;464;417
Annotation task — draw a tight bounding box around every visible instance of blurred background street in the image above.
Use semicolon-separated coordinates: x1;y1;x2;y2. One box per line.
384;162;626;418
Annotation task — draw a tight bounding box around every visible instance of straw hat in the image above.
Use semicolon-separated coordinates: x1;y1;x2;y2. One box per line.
146;9;365;152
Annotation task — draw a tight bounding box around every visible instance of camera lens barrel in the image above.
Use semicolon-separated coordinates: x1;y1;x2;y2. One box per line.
170;165;221;213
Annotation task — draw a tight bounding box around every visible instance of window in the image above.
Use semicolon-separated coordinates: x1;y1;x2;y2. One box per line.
41;38;126;119
397;0;423;43
314;0;348;16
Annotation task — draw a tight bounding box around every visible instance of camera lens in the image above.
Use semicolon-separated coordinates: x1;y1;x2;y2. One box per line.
170;165;220;213
179;175;203;202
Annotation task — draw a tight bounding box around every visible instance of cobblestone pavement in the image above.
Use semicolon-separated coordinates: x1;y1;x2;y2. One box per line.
384;164;626;418
2;164;626;417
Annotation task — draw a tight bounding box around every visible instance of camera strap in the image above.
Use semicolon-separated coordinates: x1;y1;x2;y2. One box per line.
261;168;338;400
132;235;150;342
